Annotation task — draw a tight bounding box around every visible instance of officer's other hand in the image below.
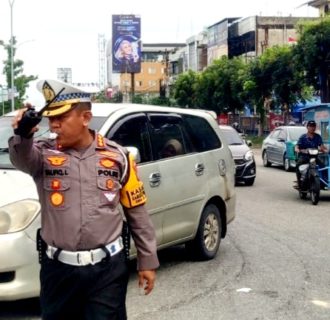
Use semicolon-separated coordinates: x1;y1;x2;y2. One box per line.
12;103;39;134
138;269;156;295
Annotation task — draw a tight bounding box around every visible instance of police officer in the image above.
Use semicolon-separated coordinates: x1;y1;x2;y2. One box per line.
294;120;327;187
8;79;159;320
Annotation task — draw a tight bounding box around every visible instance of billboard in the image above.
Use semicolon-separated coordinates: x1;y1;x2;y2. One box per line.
112;14;141;74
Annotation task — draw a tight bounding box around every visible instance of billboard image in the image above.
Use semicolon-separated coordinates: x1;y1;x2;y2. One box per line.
112;14;141;74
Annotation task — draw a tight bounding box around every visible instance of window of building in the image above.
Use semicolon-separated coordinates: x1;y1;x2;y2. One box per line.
148;80;157;87
148;67;156;74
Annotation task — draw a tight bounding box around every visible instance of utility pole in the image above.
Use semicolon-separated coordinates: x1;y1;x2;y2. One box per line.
130;73;135;102
9;0;15;112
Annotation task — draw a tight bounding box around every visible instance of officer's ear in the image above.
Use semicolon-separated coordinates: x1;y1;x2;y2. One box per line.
75;102;92;127
82;110;92;127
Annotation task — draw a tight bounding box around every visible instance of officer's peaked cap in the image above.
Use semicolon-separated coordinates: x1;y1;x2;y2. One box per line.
37;79;92;117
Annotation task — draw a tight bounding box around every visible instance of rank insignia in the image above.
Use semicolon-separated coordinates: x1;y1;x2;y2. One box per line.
50;192;64;206
47;156;67;166
98;151;119;158
100;158;115;168
97;134;105;148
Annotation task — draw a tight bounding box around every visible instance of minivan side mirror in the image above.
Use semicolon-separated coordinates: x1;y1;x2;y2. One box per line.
126;146;141;164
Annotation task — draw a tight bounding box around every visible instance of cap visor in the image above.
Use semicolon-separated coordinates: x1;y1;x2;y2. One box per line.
42;104;72;117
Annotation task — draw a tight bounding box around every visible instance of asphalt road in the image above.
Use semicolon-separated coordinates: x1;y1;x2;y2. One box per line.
1;149;330;320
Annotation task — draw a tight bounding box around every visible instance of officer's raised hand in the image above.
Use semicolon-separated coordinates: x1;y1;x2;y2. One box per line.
12;103;40;138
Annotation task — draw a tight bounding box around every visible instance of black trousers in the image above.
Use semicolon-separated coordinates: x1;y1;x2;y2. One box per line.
40;250;129;320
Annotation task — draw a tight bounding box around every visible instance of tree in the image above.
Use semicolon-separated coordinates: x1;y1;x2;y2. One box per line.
172;70;200;108
242;54;274;135
263;45;311;123
196;56;246;114
294;16;330;102
0;37;37;112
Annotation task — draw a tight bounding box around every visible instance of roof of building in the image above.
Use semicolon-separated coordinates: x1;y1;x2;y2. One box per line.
307;0;329;8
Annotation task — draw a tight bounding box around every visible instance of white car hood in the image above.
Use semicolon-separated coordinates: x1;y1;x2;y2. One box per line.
0;169;38;207
228;144;250;159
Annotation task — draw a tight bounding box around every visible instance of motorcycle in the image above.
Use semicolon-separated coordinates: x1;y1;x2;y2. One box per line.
294;148;321;205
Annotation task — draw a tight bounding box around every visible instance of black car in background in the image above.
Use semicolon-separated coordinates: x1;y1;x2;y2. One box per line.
219;125;256;186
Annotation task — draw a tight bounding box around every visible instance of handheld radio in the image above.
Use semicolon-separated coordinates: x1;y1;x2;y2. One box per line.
14;87;65;138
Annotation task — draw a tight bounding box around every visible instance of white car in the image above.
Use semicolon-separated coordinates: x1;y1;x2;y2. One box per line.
0;103;236;300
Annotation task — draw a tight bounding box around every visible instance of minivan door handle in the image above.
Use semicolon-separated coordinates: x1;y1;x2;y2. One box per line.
149;172;161;187
195;163;205;176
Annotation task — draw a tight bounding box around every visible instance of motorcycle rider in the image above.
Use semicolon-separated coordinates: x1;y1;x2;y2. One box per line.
294;120;328;188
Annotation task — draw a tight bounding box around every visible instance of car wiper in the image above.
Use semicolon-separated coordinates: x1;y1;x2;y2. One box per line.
0;147;9;152
230;143;243;146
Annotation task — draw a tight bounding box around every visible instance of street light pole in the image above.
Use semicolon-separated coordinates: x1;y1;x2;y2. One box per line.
9;0;15;112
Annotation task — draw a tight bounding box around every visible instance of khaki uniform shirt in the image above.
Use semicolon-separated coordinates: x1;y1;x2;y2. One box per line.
8;132;159;270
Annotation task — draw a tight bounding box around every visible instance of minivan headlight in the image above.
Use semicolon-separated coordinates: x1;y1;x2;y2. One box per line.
244;150;254;161
0;200;40;234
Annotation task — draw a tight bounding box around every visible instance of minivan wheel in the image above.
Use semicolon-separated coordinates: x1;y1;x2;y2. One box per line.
186;204;221;261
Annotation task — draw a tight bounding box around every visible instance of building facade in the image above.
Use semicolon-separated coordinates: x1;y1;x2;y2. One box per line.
308;0;330;16
109;43;185;98
228;16;317;60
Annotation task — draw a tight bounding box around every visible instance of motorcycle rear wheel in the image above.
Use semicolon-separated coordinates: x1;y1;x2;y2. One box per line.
310;176;320;205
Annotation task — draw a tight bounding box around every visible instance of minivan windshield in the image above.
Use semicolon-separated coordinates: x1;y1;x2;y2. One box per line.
0;116;50;169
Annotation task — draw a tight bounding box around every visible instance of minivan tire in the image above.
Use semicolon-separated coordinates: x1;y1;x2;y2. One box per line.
186;204;221;261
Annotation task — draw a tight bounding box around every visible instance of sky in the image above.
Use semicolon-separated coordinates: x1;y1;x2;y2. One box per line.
0;0;318;106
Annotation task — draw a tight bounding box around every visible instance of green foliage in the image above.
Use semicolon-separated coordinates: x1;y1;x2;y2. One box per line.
172;70;199;108
243;56;271;123
246;134;264;148
0;37;37;110
294;16;330;102
197;56;246;114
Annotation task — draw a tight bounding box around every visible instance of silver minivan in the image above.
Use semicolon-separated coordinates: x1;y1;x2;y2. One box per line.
0;103;236;300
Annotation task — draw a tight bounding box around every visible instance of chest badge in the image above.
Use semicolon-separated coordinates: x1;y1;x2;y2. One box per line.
106;179;114;189
50;192;64;206
47;156;67;166
100;158;115;168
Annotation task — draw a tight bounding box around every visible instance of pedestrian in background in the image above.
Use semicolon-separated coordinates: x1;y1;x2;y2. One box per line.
8;79;159;320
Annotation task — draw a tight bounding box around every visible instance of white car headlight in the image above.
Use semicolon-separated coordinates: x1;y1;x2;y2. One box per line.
244;150;254;161
0;200;40;234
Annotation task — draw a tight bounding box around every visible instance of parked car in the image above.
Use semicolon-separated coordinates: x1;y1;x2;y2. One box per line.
219;125;256;186
0;103;236;300
261;125;307;171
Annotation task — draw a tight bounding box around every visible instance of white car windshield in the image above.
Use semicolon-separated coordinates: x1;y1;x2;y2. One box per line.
0;116;50;169
222;128;244;145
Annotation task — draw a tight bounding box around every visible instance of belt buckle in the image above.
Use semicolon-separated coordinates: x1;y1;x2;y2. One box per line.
78;251;95;265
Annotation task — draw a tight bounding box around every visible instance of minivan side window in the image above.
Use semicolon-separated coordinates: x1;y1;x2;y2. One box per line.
148;113;194;160
183;115;221;152
106;114;152;163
